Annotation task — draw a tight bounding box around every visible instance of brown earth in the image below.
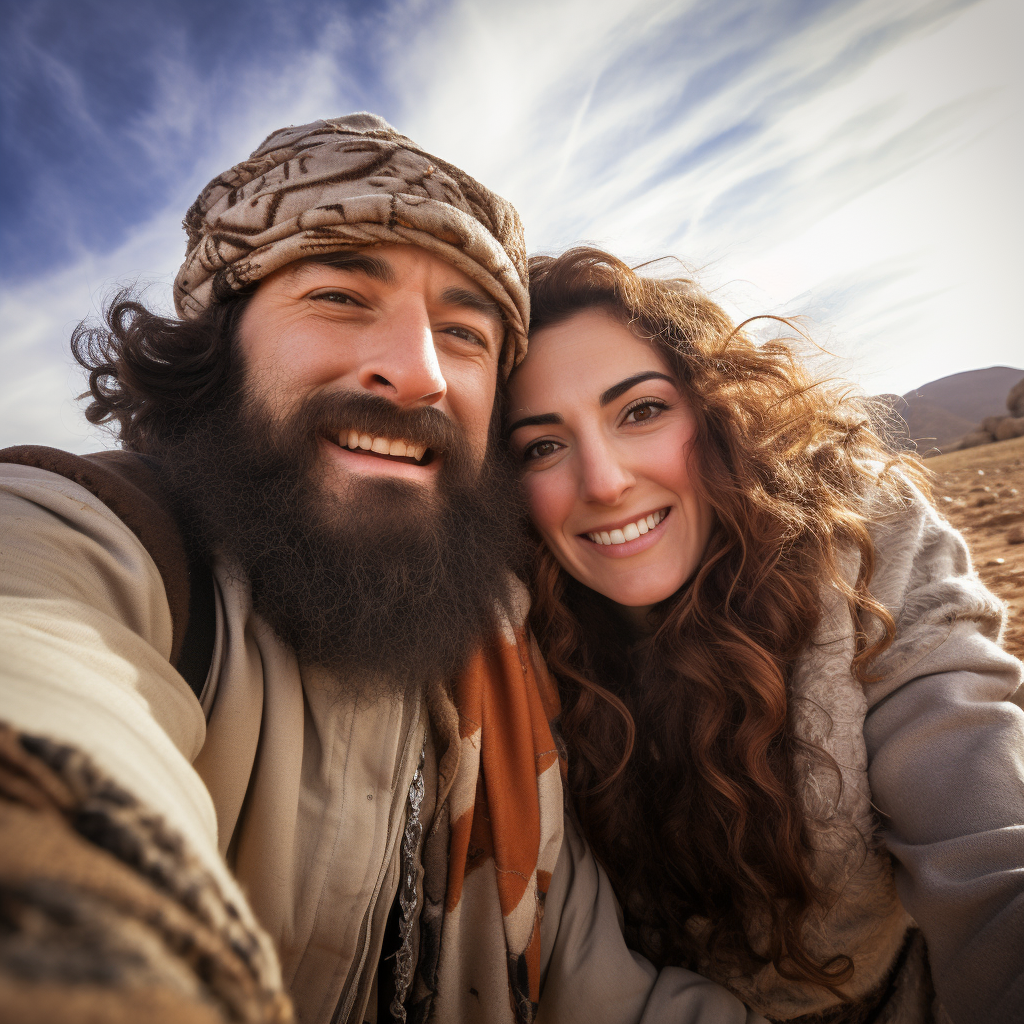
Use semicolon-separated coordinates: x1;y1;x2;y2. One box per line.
924;434;1024;660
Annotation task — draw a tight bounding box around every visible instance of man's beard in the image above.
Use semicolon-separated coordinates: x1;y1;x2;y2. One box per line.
159;381;527;699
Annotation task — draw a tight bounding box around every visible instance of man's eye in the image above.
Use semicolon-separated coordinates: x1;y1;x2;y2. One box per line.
524;440;561;461
442;325;486;348
311;290;359;305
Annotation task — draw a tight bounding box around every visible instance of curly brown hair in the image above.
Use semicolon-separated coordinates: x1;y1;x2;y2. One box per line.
522;247;927;991
70;288;252;454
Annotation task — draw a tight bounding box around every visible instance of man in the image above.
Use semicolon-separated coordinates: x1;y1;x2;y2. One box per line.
0;114;762;1023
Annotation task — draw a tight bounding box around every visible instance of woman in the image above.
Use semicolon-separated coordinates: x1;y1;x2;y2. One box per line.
506;248;1024;1023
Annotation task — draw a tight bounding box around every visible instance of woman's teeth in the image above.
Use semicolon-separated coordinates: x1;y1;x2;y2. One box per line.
341;430;427;462
587;509;667;546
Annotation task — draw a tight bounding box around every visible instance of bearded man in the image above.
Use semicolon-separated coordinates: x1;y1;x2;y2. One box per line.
0;115;763;1024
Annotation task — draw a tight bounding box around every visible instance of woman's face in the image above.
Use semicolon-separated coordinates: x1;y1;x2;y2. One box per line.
507;308;714;616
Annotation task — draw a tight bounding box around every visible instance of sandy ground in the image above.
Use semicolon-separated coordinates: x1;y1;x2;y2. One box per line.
926;434;1024;660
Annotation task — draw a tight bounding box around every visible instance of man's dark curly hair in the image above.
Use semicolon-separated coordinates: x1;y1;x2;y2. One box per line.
71;288;254;454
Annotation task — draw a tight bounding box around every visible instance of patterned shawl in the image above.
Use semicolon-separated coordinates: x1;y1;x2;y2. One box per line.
413;615;564;1023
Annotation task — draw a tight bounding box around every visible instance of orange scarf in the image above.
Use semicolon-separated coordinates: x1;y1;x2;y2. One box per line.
411;617;564;1023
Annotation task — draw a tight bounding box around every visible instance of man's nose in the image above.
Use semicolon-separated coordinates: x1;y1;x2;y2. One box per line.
577;439;634;506
356;306;447;408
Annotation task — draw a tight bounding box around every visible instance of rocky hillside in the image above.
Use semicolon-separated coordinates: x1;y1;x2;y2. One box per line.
890;366;1024;452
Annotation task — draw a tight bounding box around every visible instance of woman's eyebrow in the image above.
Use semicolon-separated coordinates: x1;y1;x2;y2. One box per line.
600;371;676;406
506;412;563;436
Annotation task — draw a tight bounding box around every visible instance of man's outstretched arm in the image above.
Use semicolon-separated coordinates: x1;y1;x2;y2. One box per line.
0;723;291;1023
0;462;289;1022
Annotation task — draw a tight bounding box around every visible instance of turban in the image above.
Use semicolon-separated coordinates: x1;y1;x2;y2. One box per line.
173;114;529;375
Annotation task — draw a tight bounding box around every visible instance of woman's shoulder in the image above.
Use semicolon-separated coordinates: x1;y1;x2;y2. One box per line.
858;461;969;592
852;460;1019;708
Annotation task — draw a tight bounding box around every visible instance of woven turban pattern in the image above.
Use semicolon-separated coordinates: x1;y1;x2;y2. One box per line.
173;113;529;375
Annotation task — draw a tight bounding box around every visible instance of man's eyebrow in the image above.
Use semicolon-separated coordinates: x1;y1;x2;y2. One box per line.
600;371;676;406
292;251;396;284
506;412;563;436
440;286;504;326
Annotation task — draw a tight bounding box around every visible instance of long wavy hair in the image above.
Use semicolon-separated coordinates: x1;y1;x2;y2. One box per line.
522;248;926;990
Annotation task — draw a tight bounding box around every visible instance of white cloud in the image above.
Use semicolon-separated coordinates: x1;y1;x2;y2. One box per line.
399;0;1022;395
728;0;1024;393
2;0;1020;454
0;12;376;453
0;207;184;451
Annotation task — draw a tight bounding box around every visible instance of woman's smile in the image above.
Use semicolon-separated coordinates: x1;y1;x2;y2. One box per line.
580;506;670;555
507;308;713;614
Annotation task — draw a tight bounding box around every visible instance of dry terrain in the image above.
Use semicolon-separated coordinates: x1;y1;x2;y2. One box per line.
925;434;1024;660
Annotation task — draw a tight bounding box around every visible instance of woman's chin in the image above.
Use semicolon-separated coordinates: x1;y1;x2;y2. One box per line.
585;577;682;613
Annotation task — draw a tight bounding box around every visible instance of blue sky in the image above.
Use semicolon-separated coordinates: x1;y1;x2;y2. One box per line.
2;0;1021;452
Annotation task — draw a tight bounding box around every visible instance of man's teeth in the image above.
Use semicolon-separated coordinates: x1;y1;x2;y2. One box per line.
587;509;667;546
343;430;427;462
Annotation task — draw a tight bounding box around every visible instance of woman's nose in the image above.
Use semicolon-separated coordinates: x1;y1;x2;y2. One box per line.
577;441;634;506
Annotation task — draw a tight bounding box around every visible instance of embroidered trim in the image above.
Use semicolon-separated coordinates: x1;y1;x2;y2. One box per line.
391;742;426;1022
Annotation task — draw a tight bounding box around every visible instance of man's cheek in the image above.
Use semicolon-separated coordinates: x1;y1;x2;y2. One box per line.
459;407;493;466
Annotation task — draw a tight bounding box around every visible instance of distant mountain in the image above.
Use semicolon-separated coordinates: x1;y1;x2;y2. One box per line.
889;366;1024;452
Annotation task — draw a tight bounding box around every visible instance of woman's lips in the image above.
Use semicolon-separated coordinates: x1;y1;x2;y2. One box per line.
578;507;671;557
584;507;667;546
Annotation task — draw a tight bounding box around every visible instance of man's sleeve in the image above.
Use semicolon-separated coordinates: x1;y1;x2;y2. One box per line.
862;482;1024;1024
0;464;218;856
537;815;766;1023
0;463;289;1022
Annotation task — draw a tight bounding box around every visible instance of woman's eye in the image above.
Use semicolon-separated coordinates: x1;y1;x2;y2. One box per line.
623;400;666;424
524;440;561;461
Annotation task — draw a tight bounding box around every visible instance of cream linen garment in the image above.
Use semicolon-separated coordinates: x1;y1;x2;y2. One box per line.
192;554;432;1023
0;460;430;1024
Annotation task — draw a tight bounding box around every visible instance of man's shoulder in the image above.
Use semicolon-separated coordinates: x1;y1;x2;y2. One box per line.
1;443;188;611
1;444;168;525
0;445;209;682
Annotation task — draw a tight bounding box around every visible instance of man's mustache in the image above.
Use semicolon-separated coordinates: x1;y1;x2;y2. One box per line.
263;389;464;459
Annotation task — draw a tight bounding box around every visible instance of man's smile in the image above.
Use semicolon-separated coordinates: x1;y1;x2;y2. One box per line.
320;432;440;478
337;429;432;465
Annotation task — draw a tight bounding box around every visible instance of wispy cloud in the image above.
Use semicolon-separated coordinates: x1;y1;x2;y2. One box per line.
0;0;393;449
421;0;1018;396
1;0;1020;452
398;0;976;249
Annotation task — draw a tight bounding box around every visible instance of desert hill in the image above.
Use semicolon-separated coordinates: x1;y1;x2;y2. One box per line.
891;366;1024;451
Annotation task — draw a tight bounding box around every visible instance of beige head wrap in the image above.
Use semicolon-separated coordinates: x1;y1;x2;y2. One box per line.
173;113;528;375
